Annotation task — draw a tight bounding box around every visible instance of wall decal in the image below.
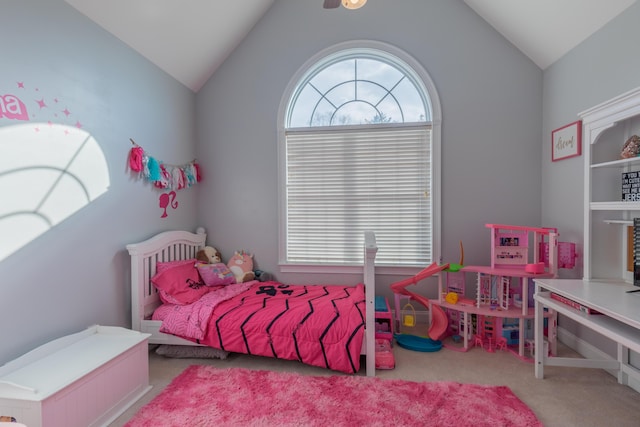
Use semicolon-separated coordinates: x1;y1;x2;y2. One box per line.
159;191;178;218
1;81;83;132
0;94;29;120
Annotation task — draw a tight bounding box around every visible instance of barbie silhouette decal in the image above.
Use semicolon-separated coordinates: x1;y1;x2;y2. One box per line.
159;191;178;218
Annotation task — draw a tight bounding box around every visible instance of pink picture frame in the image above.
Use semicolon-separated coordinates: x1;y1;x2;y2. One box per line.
552;120;582;161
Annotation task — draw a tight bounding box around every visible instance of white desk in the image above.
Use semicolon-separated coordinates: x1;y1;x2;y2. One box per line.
534;279;640;386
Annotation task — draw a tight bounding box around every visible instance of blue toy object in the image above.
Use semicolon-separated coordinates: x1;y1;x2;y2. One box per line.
394;333;443;352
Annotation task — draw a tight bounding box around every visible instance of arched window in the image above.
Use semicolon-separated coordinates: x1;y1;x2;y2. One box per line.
278;41;441;269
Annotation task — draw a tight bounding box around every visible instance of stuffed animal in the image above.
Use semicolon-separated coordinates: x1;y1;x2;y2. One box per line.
254;269;274;282
227;250;255;283
196;246;222;264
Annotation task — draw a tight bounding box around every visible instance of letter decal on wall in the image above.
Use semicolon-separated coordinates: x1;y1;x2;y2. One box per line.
0;94;28;121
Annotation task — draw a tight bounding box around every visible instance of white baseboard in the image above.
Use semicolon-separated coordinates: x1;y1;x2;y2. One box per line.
558;327;640;394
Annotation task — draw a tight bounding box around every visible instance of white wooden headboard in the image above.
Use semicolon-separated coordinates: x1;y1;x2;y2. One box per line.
126;228;206;332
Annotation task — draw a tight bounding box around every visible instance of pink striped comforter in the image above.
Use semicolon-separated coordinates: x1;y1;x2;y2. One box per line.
153;281;366;374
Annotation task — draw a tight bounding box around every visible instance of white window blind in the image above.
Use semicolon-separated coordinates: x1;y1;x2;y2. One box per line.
285;125;431;266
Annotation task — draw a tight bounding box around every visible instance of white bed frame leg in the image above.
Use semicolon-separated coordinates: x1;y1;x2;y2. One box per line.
364;231;378;377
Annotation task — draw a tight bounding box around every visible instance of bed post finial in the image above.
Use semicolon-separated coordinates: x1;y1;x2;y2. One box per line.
196;227;206;235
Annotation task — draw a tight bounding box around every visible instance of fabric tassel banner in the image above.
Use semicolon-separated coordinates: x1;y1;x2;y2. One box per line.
128;139;201;190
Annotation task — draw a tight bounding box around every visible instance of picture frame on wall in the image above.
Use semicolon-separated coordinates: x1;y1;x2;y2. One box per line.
552;120;582;161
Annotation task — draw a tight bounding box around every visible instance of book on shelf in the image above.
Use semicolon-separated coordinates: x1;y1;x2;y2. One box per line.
634;218;640;287
550;292;602;315
622;171;640;201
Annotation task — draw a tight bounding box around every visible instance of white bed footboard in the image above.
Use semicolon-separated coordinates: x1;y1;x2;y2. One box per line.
363;230;378;377
126;228;378;375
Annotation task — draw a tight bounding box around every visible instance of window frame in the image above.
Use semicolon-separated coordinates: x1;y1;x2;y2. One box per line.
277;40;442;274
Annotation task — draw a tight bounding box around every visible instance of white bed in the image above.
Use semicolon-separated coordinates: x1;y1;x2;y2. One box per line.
126;227;378;376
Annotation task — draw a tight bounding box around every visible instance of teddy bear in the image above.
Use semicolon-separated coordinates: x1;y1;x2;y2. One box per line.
196;246;222;264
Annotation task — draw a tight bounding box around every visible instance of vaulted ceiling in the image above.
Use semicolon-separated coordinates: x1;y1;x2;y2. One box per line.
65;0;637;92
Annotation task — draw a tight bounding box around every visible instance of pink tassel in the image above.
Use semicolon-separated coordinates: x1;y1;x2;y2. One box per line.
154;164;170;189
129;147;144;172
179;168;187;189
194;162;202;182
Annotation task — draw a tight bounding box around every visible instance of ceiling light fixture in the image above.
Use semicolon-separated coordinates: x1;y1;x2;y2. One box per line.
343;0;367;10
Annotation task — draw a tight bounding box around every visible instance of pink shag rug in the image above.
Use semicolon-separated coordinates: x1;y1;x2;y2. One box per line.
125;366;542;427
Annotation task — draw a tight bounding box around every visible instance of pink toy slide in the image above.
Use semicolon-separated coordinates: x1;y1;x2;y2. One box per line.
391;262;450;341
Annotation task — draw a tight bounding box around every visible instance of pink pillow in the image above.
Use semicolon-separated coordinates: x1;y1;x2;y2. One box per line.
151;262;209;305
196;262;236;286
155;259;198;304
156;258;197;274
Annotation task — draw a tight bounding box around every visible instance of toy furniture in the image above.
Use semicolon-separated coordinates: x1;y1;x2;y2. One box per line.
374;339;395;370
390;263;450;352
374;296;393;342
127;228;379;376
0;326;150;427
432;224;568;357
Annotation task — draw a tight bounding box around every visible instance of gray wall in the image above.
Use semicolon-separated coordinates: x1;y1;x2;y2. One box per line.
0;0;197;364
196;0;543;301
542;2;640;270
542;2;640;366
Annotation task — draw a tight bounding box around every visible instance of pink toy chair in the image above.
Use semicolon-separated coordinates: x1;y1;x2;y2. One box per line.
473;334;484;349
496;336;508;351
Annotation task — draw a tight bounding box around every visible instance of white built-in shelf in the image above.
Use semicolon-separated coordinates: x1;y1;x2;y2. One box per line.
603;219;634;225
535;87;640;384
590;201;640;210
591;156;640;169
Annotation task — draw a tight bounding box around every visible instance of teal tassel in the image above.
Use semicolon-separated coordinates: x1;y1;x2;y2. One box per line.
147;157;161;181
185;164;196;186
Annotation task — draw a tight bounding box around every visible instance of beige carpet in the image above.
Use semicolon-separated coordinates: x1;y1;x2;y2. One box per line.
110;342;640;427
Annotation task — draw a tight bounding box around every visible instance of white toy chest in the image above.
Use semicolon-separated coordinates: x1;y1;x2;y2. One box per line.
0;325;151;427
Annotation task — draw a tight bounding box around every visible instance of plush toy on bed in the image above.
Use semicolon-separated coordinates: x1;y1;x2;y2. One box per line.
254;269;274;282
196;246;222;264
228;250;255;283
195;246;236;287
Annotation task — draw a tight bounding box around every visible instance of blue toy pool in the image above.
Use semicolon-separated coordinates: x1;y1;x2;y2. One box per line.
394;333;443;352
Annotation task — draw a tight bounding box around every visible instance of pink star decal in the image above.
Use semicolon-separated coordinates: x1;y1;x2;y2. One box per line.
17;82;24;89
75;121;82;129
54;98;59;103
64;129;70;135
34;127;40;132
37;98;47;109
62;108;71;117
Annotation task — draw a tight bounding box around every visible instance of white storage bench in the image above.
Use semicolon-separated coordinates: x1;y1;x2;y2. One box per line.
0;325;151;427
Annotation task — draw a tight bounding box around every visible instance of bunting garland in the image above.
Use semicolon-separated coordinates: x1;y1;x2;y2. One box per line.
128;139;202;190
